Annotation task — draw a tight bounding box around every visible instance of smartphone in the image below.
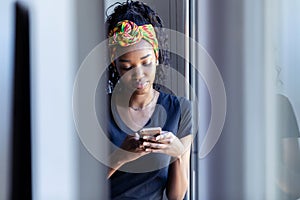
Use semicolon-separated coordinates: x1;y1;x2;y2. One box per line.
139;127;162;137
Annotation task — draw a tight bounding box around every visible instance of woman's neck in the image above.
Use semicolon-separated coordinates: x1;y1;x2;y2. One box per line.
129;89;156;110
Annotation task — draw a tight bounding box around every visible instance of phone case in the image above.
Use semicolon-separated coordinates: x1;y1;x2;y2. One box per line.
139;127;162;137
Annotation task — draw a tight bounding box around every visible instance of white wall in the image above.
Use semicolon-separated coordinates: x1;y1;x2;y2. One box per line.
277;0;300;124
1;0;109;199
30;0;78;199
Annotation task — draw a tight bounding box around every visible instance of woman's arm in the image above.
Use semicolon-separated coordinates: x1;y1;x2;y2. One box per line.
143;133;192;199
166;135;192;200
107;133;150;179
107;149;127;179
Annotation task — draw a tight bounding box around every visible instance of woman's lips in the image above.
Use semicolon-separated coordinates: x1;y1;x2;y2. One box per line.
134;81;149;89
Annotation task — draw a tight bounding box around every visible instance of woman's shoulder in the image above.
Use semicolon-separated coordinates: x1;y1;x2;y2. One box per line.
158;91;191;109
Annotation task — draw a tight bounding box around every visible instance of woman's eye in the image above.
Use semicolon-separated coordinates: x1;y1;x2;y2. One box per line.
121;66;132;71
143;61;152;66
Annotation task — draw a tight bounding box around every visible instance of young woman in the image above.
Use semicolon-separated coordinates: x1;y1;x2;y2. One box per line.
104;1;193;199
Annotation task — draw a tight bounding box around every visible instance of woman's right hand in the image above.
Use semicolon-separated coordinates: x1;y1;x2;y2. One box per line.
118;133;150;163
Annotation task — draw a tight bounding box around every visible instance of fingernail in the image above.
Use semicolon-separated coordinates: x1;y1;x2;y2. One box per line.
145;149;150;152
143;142;148;146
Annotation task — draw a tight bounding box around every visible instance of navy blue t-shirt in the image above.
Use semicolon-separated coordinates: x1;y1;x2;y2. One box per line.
106;91;192;200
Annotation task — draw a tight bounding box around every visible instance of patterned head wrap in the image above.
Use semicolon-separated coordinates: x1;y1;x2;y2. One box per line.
108;20;159;63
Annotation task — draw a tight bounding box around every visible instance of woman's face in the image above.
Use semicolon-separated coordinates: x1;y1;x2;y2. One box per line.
115;40;157;95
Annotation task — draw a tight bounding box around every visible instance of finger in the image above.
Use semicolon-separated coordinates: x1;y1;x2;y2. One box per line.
134;132;140;140
127;136;137;141
157;138;174;144
156;131;172;141
143;142;168;149
145;148;164;153
126;133;140;142
135;145;148;153
142;135;157;141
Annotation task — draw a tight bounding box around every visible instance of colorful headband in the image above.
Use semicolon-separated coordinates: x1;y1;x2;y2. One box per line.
108;20;159;63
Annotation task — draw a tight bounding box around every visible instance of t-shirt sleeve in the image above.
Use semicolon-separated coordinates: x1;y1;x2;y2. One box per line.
176;97;192;139
277;94;300;138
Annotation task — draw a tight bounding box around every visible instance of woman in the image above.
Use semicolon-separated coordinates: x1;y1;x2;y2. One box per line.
276;94;300;200
104;1;193;199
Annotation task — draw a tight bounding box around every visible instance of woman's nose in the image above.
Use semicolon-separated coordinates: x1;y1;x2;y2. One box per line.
132;66;144;80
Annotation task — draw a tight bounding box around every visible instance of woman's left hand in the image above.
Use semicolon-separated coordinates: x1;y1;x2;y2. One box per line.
142;132;185;158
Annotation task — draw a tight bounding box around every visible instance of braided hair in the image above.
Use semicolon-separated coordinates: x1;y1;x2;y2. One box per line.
105;0;169;93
